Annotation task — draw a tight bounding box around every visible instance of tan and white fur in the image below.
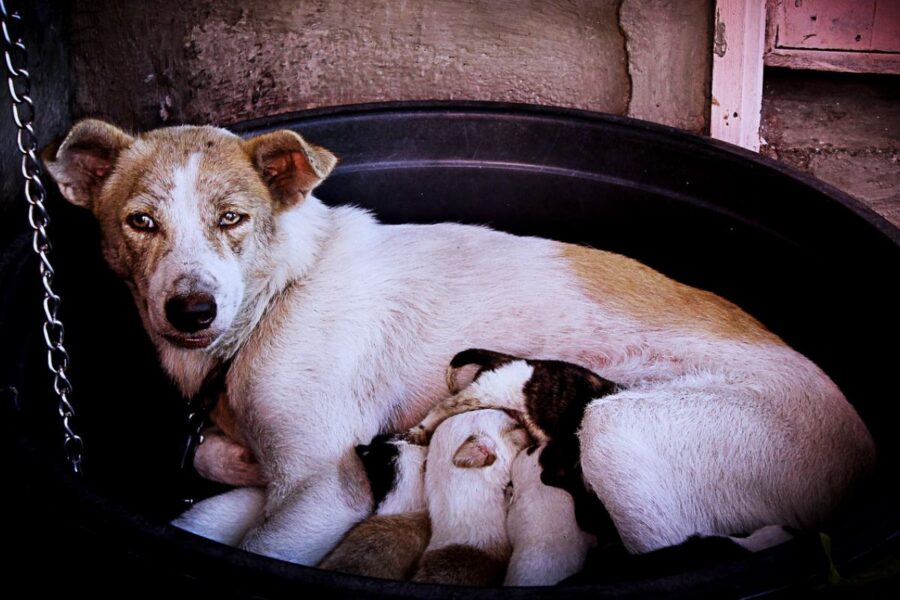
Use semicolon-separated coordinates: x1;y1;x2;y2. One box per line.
412;410;530;585
504;447;596;586
43;120;876;566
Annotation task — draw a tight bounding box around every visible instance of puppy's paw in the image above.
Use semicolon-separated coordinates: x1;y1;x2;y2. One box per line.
401;425;430;446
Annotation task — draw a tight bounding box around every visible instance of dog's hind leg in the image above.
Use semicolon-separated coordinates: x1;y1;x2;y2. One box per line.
171;487;267;546
577;379;874;554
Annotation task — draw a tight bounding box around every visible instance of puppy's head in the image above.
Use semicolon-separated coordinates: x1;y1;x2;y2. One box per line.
356;433;427;514
356;433;403;506
42;120;336;350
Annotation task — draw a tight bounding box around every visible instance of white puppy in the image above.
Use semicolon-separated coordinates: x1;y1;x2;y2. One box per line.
504;447;596;586
412;410;530;585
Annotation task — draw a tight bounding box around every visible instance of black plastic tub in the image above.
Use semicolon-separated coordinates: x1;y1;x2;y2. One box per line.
2;102;898;598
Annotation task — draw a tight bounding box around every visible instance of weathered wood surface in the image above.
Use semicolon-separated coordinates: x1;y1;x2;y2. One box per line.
765;0;900;75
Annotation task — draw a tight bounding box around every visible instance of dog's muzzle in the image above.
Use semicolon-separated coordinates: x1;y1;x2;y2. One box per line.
165;292;218;333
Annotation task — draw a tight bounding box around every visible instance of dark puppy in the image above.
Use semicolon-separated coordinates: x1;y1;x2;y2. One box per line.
318;511;431;580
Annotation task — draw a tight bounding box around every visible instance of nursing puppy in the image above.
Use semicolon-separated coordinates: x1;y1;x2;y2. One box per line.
504;447;596;586
318;435;430;579
412;410;530;585
408;349;622;537
42;120;876;564
408;349;618;484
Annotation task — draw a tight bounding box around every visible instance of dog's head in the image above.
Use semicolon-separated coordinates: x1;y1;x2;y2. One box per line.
42;119;336;350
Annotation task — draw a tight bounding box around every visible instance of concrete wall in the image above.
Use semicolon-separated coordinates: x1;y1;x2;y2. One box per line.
67;0;711;133
760;68;900;227
621;0;712;133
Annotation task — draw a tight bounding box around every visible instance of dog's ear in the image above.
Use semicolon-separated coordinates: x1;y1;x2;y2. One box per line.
452;434;497;468
41;119;134;210
244;130;337;208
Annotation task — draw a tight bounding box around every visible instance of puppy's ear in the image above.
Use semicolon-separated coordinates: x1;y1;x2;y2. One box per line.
41;119;134;210
449;349;518;372
446;348;519;393
244;130;337;208
452;434;497;468
354;444;370;458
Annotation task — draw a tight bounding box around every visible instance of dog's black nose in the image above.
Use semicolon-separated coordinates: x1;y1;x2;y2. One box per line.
165;293;217;333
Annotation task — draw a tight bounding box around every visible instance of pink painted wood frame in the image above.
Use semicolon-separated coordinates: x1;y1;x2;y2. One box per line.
710;0;767;151
765;0;900;74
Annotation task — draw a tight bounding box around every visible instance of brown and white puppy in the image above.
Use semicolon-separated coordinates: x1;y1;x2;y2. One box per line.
43;119;876;564
318;435;429;579
412;410;531;586
407;348;619;481
408;349;623;535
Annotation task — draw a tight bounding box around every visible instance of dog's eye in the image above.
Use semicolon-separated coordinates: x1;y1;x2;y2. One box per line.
218;211;245;228
126;213;157;232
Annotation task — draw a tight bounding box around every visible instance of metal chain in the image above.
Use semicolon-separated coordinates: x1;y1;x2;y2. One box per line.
2;0;83;474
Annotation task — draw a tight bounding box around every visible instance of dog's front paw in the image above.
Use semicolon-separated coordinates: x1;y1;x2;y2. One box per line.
172;487;267;546
194;430;267;487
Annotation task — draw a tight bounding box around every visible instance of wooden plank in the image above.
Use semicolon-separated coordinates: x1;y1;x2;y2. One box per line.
873;0;900;52
710;0;767;151
765;47;900;74
766;0;900;74
779;0;876;51
765;0;782;57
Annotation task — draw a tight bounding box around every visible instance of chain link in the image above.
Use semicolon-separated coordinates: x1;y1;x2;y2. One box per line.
2;0;83;474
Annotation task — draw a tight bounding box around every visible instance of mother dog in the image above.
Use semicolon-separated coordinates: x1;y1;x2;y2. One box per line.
43;120;875;564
